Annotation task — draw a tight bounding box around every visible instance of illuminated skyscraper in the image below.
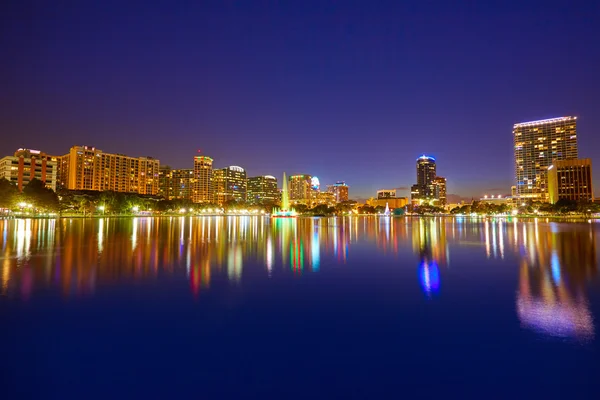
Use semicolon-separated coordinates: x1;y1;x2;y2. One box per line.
289;174;312;201
327;181;349;202
513;116;578;202
411;155;436;204
248;175;278;204
212;166;247;205
193;155;213;203
63;145;159;194
548;158;593;203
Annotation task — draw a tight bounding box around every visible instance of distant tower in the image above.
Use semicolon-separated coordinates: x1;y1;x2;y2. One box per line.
513;116;578;202
416;155;437;197
412;155;436;204
193;155;213;203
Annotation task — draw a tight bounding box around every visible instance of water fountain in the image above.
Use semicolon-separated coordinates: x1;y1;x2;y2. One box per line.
384;202;391;217
271;172;298;218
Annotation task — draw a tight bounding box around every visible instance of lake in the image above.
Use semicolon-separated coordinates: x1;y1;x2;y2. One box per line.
1;216;599;398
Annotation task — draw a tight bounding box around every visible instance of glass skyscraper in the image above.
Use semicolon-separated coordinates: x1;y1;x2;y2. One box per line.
513;116;578;201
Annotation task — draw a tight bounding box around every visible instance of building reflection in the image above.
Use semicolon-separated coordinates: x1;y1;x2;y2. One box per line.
411;217;449;296
0;216;358;299
0;215;598;334
515;222;596;341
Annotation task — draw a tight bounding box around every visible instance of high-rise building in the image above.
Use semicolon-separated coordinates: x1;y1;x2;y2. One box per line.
247;175;278;204
158;167;171;199
327;181;349;202
514;116;578;202
211;166;247;205
548;158;594;203
0;148;58;191
55;154;70;190
158;166;194;200
416;155;437;197
193;155;213;203
433;176;447;206
411;155;437;204
211;168;226;205
289;174;312;201
63;146;160;194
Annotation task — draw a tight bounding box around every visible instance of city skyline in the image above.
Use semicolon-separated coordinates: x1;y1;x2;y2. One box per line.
2;1;599;200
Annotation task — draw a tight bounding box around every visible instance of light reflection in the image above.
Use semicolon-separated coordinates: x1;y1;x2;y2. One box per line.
515;222;596;342
0;215;597;344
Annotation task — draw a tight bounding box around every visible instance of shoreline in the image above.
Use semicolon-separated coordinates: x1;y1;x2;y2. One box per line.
1;214;598;221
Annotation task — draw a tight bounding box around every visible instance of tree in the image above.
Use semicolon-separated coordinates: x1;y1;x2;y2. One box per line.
22;179;59;211
0;179;18;208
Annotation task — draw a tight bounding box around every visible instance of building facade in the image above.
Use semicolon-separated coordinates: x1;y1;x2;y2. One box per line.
0;148;58;191
212;166;247;205
193;155;213;203
514;116;578;202
377;189;396;199
433;176;447;206
367;197;408;209
411;155;437;204
548;158;594;203
289;174;312;201
64;146;159;194
159;167;194;200
247;175;278;204
327;181;349;202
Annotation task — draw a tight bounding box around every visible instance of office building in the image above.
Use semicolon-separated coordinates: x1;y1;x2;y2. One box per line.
548;158;594;203
367;197;408;209
378;189;396;199
411;155;442;205
247;175;278;204
0;148;58;191
159;167;194;200
212;166;247;205
327;181;349;202
433;176;447;206
289;174;312;201
315;191;336;206
63;146;160;195
55;154;69;190
514;116;578;202
412;155;437;202
193;155;213;203
416;155;437;197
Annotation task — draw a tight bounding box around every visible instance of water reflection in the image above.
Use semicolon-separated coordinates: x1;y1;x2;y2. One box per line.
0;216;598;342
514;222;597;341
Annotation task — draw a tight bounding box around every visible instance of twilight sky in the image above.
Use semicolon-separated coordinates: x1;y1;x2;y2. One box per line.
1;0;599;200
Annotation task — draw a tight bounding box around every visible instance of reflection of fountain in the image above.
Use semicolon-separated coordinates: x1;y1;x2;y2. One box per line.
272;172;298;218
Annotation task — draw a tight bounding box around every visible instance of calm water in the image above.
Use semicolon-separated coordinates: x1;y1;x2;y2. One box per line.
1;216;599;398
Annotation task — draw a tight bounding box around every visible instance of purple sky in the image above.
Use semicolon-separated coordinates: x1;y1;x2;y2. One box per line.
2;0;599;200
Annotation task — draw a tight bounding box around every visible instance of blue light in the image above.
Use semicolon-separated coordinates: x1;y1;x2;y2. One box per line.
417;154;436;161
551;251;561;284
418;260;440;295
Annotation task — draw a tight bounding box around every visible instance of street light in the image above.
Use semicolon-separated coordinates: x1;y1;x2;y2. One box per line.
98;205;105;216
132;206;139;212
